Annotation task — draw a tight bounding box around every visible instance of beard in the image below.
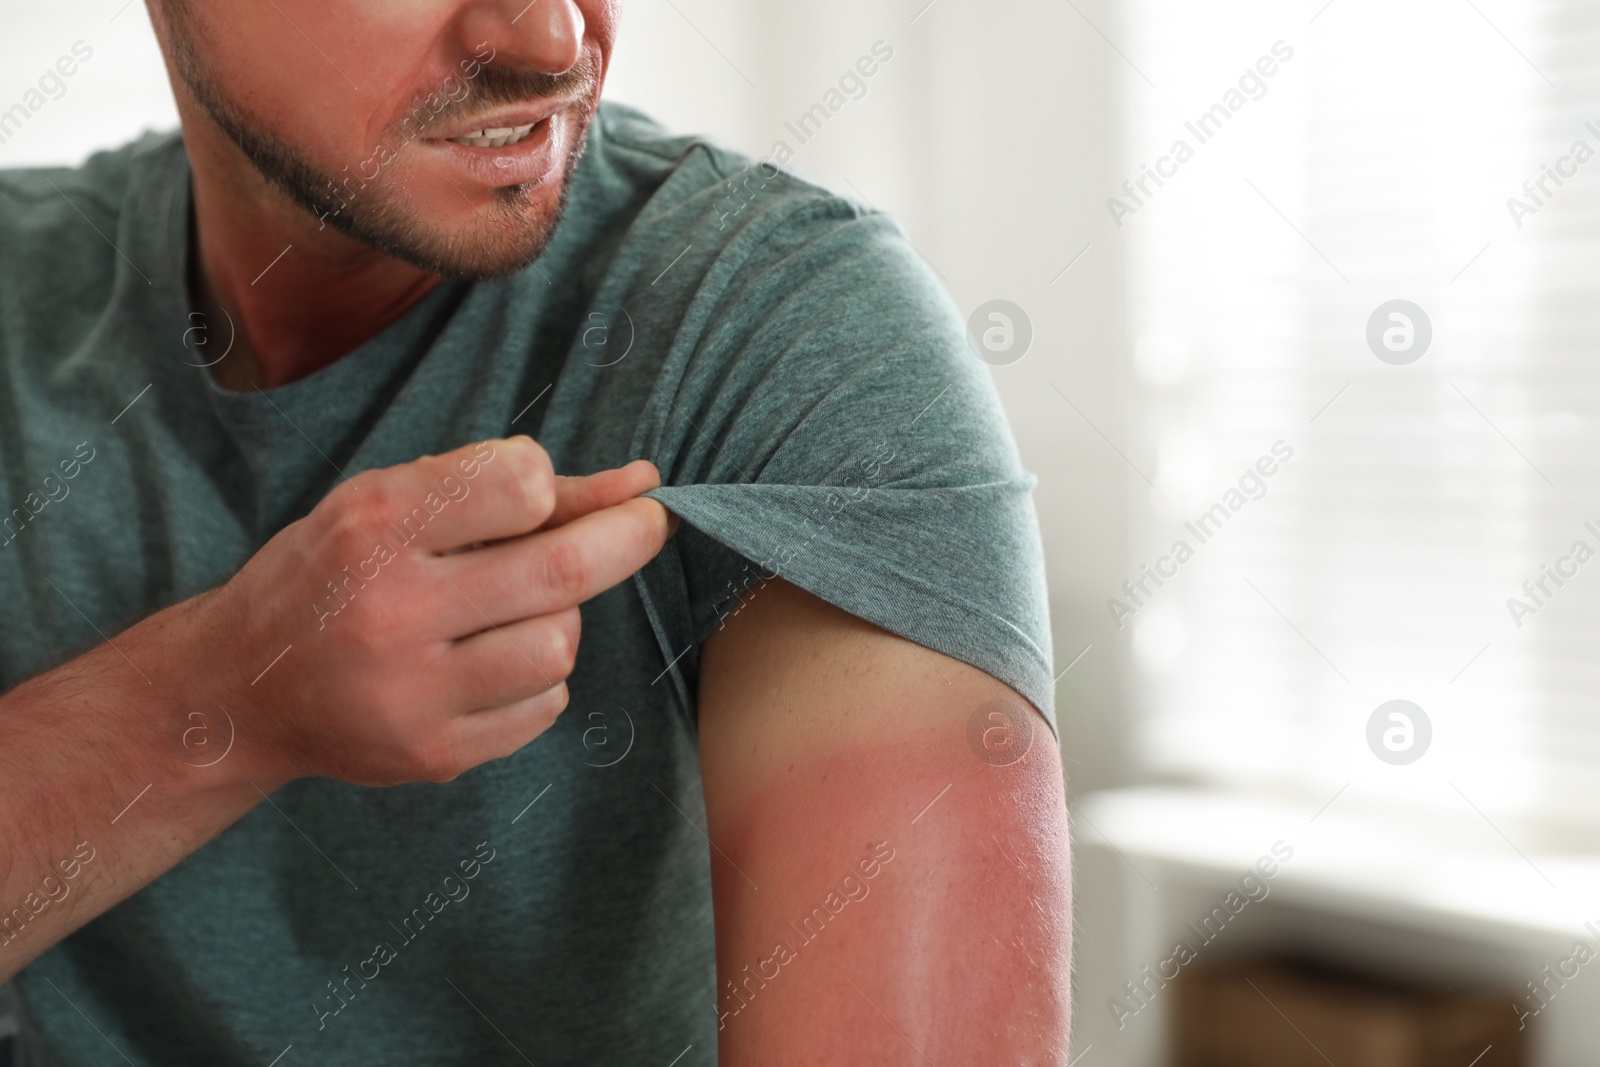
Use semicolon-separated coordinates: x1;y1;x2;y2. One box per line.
163;5;597;280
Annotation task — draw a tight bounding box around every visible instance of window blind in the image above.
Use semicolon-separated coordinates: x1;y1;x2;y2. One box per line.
1119;0;1599;835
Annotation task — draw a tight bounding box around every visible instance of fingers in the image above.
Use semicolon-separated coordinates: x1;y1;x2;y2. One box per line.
447;684;572;769
546;460;661;529
370;438;661;556
449;608;581;711
435;496;673;635
383;437;557;555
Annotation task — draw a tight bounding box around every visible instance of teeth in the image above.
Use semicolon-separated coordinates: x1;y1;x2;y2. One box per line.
449;122;538;148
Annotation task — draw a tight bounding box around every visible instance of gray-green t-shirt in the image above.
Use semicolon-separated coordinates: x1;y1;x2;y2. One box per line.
0;101;1054;1065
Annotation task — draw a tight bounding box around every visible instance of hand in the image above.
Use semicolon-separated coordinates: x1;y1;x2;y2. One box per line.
191;437;672;788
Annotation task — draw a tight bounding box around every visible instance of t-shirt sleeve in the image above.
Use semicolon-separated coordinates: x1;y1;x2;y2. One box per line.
635;193;1056;739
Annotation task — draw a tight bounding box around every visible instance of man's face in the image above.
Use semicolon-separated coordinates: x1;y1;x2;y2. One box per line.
156;0;618;279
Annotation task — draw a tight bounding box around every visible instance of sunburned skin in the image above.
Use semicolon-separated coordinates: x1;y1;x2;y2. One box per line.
699;578;1072;1064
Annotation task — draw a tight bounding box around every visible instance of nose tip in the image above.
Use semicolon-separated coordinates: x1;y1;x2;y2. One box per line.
512;0;587;74
458;1;588;76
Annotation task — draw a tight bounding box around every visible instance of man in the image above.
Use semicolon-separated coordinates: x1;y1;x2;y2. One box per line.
0;1;1071;1063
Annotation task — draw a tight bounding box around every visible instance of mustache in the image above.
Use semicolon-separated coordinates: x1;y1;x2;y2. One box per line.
390;55;598;141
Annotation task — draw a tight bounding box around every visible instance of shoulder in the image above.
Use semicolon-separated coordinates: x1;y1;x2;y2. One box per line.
585;105;957;407
0;129;177;240
0;129;180;323
585;110;985;449
587;101;898;283
0;131;181;386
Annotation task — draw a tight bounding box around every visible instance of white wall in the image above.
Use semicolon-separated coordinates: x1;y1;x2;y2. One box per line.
0;3;178;167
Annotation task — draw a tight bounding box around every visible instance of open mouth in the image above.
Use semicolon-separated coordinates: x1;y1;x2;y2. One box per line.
425;106;570;189
448;122;541;148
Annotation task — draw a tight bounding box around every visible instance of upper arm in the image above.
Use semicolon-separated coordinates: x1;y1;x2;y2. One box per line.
697;577;1072;1065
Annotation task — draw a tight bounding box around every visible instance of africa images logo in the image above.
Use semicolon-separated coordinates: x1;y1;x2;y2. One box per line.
1366;699;1431;765
966;699;1036;767
1366;300;1431;365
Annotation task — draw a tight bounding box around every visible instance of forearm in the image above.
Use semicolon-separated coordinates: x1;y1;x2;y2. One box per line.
0;592;282;982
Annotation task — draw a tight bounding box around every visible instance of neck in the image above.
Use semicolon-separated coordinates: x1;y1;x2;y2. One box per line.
186;130;445;393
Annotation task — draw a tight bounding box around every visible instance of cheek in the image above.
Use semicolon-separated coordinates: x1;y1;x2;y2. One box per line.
588;1;622;50
193;0;456;167
570;0;621;83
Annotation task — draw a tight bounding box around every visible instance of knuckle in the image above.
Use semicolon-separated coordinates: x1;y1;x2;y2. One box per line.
324;479;391;551
506;440;554;522
537;540;589;600
351;468;398;512
543;614;580;681
512;435;551;470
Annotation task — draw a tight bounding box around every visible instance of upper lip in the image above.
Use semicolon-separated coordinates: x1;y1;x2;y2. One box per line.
426;98;578;141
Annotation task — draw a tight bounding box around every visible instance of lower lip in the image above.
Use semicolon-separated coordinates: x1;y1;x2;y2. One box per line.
425;113;562;189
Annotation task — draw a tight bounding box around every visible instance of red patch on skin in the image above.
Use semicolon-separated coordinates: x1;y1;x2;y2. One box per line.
707;714;1071;1061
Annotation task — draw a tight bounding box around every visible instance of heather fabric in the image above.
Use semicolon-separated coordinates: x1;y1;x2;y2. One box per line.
0;101;1054;1066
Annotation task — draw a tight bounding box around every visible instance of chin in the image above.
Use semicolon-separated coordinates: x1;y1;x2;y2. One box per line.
326;159;578;281
431;189;568;279
380;103;592;280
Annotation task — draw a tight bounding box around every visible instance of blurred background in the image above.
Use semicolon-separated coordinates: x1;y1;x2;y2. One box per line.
7;0;1599;1063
